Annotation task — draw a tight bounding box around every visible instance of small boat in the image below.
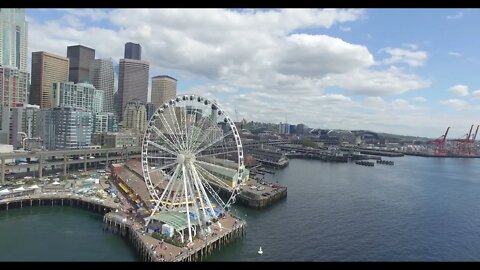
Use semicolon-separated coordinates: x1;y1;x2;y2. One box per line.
258;247;263;255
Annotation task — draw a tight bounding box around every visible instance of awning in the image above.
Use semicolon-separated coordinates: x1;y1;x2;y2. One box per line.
0;189;11;194
146;212;199;231
13;186;26;191
118;182;130;193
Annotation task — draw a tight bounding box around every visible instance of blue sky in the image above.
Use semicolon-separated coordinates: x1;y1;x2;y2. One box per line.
24;9;480;138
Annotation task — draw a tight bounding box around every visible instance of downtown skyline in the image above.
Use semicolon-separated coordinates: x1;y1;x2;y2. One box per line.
24;8;480;138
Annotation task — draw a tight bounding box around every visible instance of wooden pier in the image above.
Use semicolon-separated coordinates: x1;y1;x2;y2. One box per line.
103;212;247;262
0;193;247;262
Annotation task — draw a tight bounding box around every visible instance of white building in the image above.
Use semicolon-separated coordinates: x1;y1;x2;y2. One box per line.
51;81;104;113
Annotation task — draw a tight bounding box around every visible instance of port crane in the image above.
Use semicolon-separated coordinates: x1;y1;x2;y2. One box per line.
430;127;450;156
453;125;479;156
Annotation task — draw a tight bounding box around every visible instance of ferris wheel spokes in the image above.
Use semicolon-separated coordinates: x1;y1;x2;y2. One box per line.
142;95;244;242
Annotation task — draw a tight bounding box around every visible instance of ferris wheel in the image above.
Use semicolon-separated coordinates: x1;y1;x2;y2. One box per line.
141;94;245;243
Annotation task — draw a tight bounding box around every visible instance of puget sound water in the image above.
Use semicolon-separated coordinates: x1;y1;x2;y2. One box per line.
2;156;480;261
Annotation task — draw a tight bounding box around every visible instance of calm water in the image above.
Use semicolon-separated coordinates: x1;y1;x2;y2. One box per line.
0;206;138;261
2;156;480;261
208;156;480;261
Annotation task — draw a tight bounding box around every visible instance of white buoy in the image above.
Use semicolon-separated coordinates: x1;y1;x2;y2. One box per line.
258;247;263;255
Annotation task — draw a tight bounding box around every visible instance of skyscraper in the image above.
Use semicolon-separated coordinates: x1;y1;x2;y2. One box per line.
124;42;141;60
0;9;28;71
151;75;177;109
30;51;69;109
67;45;95;83
89;59;115;114
118;58;149;121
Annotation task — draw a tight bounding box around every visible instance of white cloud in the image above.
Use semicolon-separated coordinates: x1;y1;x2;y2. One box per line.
448;52;462;57
382;47;428;67
277;34;374;77
440;99;468;110
447;12;463;20
412;96;427;102
472;90;480;98
339;26;351;32
27;8;443;136
448;84;469;96
323;66;430;96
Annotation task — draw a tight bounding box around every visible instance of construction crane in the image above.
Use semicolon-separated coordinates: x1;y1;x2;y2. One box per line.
430;127;450;156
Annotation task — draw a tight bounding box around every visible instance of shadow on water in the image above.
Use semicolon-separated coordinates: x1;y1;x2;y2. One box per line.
0;206;139;261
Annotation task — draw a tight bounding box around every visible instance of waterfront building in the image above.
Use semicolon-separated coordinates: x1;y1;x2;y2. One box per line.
91;131;139;148
40;106;93;150
30;51;69;108
67;45;95;84
0;104;40;147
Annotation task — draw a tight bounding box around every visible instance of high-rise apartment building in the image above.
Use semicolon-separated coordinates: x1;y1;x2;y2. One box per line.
123;99;147;134
22;104;40;139
0;66;28;107
124;42;141;60
0;9;28;71
89;59;115;114
40;106;93;150
151;75;177;109
51;82;104;113
30;51;69;108
93;112;118;133
67;45;95;84
117;58;149;121
0;9;30;139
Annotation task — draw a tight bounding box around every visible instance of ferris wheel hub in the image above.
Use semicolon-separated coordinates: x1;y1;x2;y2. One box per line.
177;153;196;164
176;154;185;164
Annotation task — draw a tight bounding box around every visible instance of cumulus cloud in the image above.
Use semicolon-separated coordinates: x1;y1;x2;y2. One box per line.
440;99;468;110
323;66;430;96
472;90;480;98
277;34;374;77
381;46;428;67
412;96;427;102
26;8;441;136
447;12;463;20
449;84;469;96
